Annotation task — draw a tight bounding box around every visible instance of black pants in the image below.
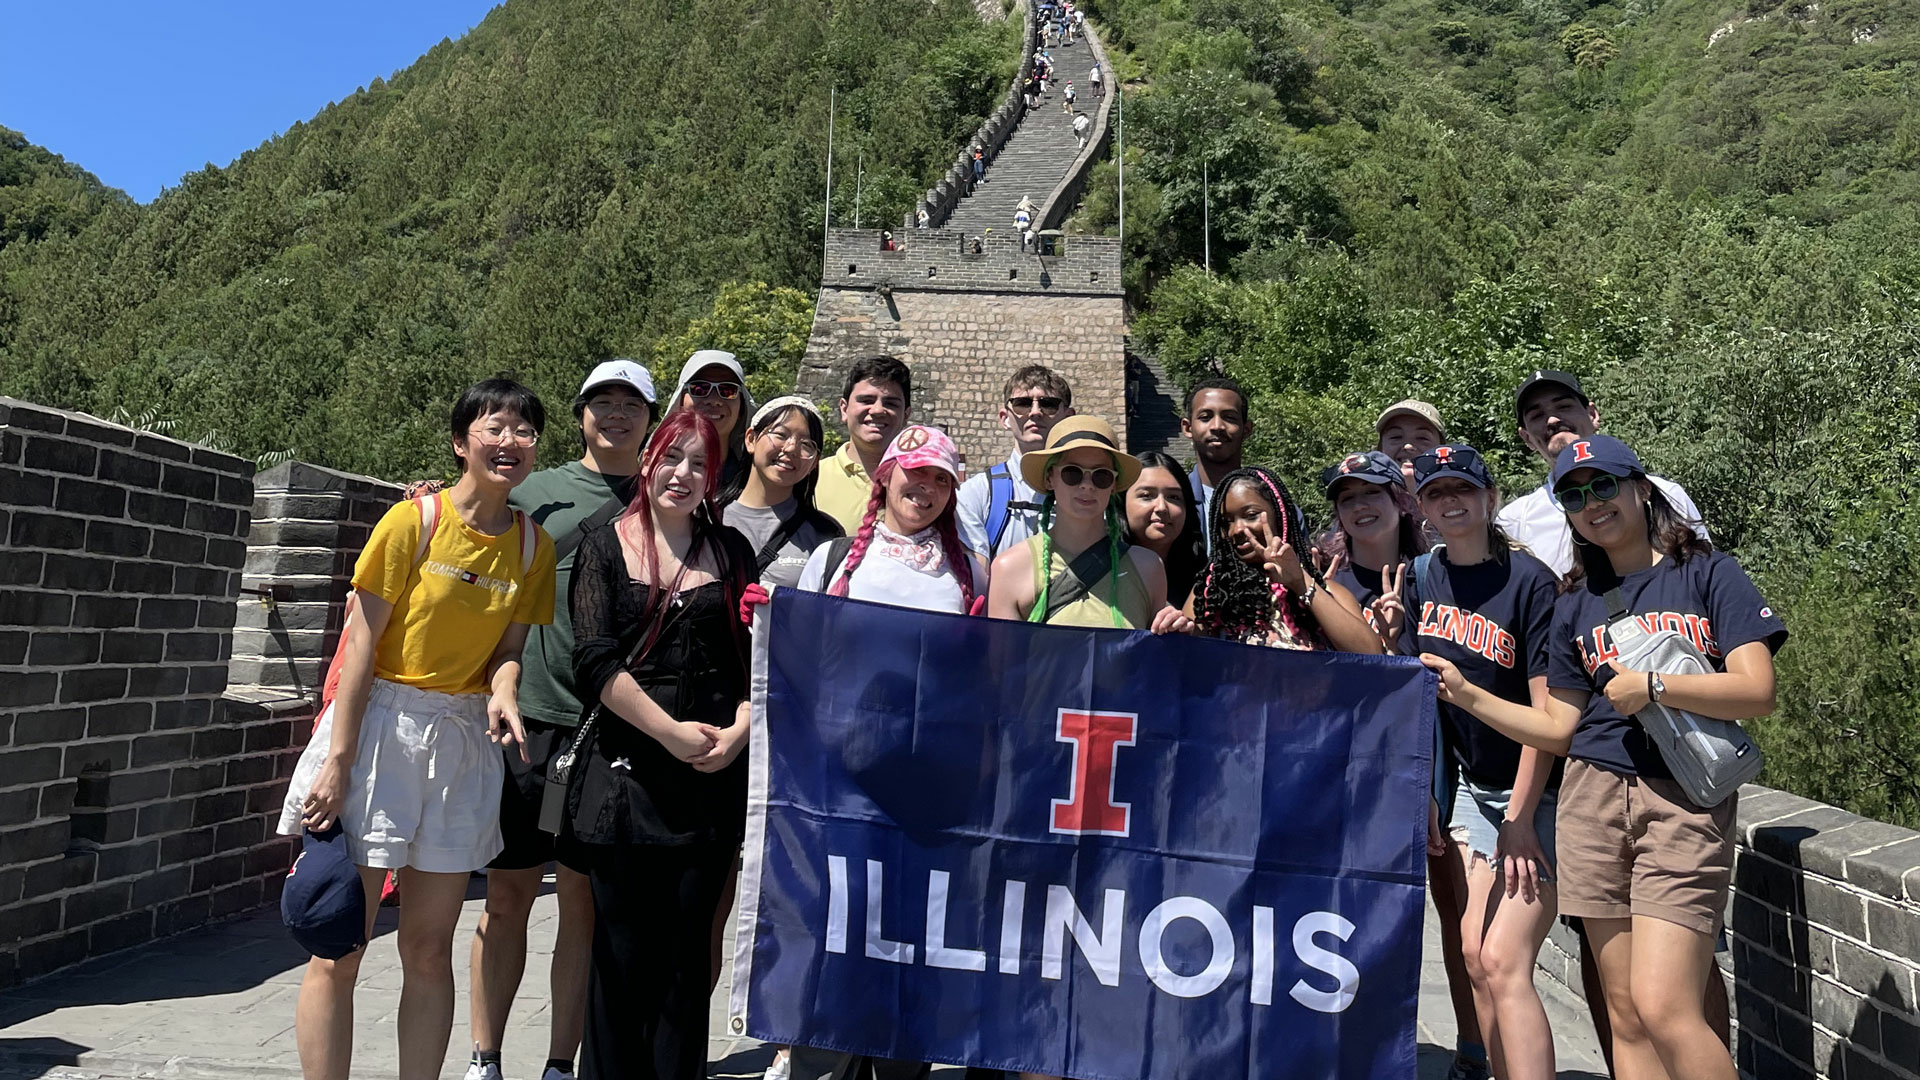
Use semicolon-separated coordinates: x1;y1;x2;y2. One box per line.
580;841;733;1080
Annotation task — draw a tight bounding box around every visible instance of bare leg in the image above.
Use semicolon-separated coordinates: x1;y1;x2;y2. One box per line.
1455;847;1502;1078
394;868;472;1080
470;866;541;1054
1631;917;1735;1080
1428;847;1484;1063
1585;917;1668;1080
294;866;388;1080
549;865;594;1062
1477;878;1558;1080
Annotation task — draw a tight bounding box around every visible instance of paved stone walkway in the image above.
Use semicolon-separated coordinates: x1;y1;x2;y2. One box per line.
943;27;1098;238
0;873;1609;1079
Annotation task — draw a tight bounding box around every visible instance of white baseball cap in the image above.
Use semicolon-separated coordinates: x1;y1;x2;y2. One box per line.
577;358;657;404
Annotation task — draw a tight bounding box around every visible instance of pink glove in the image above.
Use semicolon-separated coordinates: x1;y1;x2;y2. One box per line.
739;583;772;625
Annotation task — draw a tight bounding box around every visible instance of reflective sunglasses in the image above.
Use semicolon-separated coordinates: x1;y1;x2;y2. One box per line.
1007;395;1065;415
686;380;743;400
1055;464;1116;490
1553;474;1621;513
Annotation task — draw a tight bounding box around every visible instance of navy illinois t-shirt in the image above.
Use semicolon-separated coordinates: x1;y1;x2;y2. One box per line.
1413;549;1558;789
1548;550;1788;779
1330;562;1385;636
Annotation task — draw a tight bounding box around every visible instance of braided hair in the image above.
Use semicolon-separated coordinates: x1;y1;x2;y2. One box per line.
828;461;976;610
1193;466;1329;649
1028;454;1130;627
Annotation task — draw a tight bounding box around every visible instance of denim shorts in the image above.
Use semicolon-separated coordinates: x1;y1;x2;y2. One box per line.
1449;771;1559;881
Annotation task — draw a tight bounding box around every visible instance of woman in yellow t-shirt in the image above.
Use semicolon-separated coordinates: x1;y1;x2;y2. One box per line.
277;378;557;1080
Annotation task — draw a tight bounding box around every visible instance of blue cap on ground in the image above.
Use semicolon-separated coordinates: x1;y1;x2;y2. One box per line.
1321;450;1402;496
1412;443;1494;493
1549;434;1645;488
281;824;365;960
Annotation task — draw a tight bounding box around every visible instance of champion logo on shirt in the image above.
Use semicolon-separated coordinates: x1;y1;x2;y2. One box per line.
423;559;518;596
1417;602;1516;667
1578;611;1720;674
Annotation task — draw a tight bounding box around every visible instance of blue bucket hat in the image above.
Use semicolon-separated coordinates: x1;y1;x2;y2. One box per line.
281;824;366;960
1412;443;1494;493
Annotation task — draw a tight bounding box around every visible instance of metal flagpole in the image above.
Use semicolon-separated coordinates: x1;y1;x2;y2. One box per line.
1203;159;1210;274
854;146;864;229
823;87;836;252
1116;85;1125;250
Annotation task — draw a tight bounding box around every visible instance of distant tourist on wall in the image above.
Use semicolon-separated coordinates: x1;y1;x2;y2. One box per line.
1073;111;1092;149
1090;62;1103;98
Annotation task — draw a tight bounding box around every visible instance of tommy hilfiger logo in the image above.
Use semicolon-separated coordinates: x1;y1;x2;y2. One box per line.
1050;710;1137;837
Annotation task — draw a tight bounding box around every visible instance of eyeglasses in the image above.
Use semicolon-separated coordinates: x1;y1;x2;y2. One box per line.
1055;464;1116;490
761;428;820;460
1553;474;1621;513
470;425;540;446
686;380;743;400
1008;395;1065;415
586;399;650;417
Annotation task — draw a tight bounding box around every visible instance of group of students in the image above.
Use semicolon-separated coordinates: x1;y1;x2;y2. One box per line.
272;345;1783;1080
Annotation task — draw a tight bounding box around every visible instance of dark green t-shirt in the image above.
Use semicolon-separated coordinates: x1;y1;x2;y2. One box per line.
510;460;635;727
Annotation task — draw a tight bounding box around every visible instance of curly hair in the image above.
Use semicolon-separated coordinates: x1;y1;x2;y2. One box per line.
828;461;975;610
1193;467;1328;649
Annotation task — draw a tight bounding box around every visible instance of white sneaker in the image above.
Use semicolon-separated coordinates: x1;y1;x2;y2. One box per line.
763;1049;792;1080
540;1069;575;1080
464;1065;503;1080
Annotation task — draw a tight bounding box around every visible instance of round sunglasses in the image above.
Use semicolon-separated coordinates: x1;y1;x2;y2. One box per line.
1553;474;1621;513
686;380;742;400
1055;464;1116;490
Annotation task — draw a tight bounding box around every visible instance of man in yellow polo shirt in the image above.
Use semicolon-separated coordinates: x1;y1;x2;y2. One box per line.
816;354;913;532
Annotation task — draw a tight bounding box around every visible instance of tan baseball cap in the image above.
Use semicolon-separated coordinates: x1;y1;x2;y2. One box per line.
1375;399;1446;437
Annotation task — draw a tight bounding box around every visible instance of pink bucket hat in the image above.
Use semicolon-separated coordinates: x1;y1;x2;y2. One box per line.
879;424;961;484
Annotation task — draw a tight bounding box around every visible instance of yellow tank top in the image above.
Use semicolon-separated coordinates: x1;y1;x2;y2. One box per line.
1024;533;1154;629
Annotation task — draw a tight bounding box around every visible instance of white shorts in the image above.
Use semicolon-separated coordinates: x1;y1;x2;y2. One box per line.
277;679;504;873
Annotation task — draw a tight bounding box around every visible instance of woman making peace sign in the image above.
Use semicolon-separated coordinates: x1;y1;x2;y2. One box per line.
1185;466;1380;653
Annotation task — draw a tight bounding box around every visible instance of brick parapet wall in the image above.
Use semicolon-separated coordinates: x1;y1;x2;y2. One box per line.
796;278;1127;469
920;1;1037;228
1535;783;1920;1080
0;398;319;987
228;461;404;697
822;228;1123;297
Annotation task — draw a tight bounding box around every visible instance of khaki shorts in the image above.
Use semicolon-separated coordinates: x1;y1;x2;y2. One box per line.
1554;759;1735;936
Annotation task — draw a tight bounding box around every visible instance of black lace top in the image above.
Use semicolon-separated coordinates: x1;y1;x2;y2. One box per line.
567;522;751;846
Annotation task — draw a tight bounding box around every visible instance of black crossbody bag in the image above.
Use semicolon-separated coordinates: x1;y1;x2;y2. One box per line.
537;550;698;836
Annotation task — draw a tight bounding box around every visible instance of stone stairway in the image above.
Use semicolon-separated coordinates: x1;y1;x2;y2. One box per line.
944;26;1104;238
1126;349;1187;459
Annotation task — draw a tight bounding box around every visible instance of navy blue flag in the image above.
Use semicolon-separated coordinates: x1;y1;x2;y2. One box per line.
727;589;1435;1080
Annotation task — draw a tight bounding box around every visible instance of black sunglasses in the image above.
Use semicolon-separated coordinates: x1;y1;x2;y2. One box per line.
1055;464;1116;490
686;380;742;400
1553;474;1621;513
1008;395;1066;415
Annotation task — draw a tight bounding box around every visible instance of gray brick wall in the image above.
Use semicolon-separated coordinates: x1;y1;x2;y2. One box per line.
228;461;403;696
0;398;302;988
1535;783;1920;1080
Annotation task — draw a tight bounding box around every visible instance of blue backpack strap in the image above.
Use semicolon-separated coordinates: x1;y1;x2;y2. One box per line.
985;464;1015;555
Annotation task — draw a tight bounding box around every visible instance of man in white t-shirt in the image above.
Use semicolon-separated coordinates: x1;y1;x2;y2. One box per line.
1497;369;1709;576
956;365;1076;574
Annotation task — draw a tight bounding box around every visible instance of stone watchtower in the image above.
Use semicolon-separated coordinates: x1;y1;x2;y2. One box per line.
795;228;1126;471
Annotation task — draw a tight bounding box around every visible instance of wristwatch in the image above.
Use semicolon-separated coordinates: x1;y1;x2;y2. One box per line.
1648;672;1666;703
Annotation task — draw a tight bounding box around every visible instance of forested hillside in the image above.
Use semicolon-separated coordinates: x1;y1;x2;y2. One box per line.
2;0;1915;822
1069;0;1920;824
0;0;1013;474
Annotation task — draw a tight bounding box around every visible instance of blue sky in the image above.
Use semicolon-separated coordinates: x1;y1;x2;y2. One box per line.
3;1;502;203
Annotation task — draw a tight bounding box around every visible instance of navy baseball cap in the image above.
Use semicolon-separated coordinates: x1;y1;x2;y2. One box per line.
281;824;366;960
1514;369;1588;420
1321;450;1402;496
1412;444;1493;492
1550;434;1645;488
